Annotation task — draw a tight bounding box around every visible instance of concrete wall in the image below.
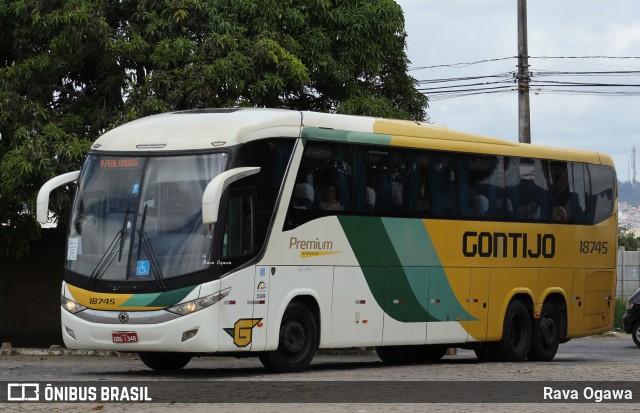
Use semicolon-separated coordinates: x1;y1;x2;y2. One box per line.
617;247;640;300
0;230;65;347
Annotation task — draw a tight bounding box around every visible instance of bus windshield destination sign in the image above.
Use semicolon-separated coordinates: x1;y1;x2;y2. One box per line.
99;159;140;169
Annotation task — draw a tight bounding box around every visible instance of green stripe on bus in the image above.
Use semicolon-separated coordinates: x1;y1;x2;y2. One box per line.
147;286;197;307
301;127;392;145
121;292;161;307
122;286;197;308
381;217;475;322
380;218;439;266
337;216;434;322
338;216;475;322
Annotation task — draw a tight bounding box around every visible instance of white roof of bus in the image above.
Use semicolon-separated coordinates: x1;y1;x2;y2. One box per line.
92;109;304;152
91;108;613;167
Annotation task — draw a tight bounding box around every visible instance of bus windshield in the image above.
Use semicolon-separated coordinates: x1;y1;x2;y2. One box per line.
67;153;228;283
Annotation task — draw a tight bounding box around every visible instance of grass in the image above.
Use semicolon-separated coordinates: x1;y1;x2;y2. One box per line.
614;296;626;331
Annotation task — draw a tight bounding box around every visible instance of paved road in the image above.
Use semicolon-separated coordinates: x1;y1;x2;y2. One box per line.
1;335;639;412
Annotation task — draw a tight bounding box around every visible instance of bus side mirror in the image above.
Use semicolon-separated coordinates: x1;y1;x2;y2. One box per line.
202;167;260;224
36;171;81;224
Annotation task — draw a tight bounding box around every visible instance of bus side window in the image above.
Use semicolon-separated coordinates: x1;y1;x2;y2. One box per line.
550;161;588;224
284;140;351;230
221;189;255;258
458;154;504;219
508;157;550;222
407;150;431;217
587;164;615;225
353;145;405;216
431;153;457;217
570;163;589;224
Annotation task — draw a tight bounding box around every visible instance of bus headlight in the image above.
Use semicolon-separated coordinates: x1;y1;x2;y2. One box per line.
61;295;87;314
166;288;231;316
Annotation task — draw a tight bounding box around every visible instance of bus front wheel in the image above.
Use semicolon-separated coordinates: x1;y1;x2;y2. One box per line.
491;299;532;362
259;301;319;373
138;352;192;370
528;302;561;361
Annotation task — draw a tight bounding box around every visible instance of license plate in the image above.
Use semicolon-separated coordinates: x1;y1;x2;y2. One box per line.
112;332;138;343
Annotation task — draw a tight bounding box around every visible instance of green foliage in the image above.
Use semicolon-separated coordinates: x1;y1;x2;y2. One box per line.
614;296;626;330
0;0;428;256
619;226;640;251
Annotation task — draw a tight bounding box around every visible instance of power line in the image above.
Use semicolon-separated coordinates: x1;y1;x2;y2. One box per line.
409;56;640;72
412;57;640;100
409;57;516;70
417;73;513;84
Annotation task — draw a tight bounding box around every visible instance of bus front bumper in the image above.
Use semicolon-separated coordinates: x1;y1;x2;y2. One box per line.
60;305;220;353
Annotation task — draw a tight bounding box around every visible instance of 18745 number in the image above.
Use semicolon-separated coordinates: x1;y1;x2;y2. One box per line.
579;241;608;254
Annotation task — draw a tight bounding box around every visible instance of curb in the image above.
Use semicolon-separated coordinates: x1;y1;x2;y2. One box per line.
1;332;626;357
0;347;377;357
0;347;125;357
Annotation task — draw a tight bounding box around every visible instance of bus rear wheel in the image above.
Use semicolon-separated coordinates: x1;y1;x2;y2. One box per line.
528;302;561;361
259;301;319;373
473;344;495;362
376;345;447;363
138;352;192;370
491;299;532;362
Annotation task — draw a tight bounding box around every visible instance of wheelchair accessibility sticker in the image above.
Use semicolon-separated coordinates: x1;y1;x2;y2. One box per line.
136;260;150;276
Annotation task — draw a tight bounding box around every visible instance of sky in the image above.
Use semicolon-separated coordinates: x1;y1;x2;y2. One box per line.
395;0;640;181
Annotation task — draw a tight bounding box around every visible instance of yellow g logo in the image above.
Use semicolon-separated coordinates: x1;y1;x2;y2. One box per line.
224;318;261;347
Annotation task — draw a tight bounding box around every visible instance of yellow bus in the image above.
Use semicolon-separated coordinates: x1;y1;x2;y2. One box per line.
37;109;617;372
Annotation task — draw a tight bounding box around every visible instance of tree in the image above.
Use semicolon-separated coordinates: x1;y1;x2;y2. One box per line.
619;226;640;251
0;0;428;256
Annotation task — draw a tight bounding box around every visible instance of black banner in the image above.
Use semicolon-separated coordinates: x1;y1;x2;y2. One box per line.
2;381;639;403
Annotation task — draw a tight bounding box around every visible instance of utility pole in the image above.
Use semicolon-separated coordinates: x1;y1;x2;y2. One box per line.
517;0;531;143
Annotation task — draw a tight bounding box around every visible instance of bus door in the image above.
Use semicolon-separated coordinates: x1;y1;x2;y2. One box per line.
217;189;260;352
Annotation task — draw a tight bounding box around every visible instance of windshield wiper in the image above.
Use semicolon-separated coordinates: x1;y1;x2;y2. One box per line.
137;204;167;290
88;206;129;286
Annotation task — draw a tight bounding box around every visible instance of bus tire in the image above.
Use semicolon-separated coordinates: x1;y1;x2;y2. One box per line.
376;345;447;363
375;346;401;363
491;299;532;362
419;344;448;361
259;301;319;373
473;344;495;362
632;323;640;348
528;302;561;361
138;352;191;370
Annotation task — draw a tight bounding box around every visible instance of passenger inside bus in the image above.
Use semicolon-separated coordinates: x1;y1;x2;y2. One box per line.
526;201;541;220
318;184;343;211
471;189;489;217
